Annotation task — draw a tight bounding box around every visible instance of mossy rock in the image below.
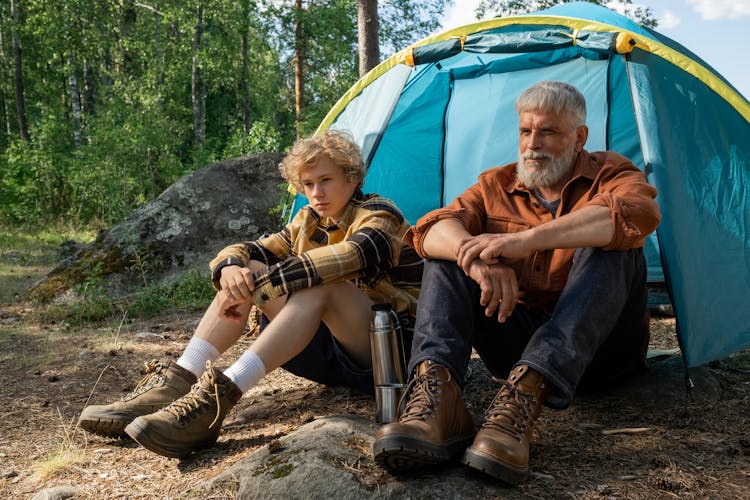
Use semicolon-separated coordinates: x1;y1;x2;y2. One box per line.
26;152;285;303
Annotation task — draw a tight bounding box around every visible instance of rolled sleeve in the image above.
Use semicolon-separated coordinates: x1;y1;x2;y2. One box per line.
407;182;488;258
209;243;252;290
208;230;292;290
405;209;466;257
586;168;661;250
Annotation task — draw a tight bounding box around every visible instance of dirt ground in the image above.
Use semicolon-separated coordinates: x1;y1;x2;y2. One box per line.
0;306;748;499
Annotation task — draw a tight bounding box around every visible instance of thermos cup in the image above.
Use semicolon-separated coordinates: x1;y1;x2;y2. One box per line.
369;304;407;423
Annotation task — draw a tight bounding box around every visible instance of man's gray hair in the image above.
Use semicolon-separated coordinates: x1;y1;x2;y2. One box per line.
515;81;587;128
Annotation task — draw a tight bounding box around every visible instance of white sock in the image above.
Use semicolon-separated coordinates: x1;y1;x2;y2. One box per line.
177;337;220;379
224;350;266;393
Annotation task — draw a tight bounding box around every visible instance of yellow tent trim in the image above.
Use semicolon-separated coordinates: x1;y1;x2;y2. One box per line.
316;13;750;135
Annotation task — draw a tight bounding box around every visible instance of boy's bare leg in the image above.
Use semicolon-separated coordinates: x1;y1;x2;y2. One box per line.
249;281;374;372
192;260;285;353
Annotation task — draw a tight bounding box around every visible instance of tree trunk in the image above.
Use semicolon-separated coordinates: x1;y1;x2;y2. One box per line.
10;0;29;141
119;0;136;76
83;60;97;116
192;1;205;147
294;0;304;139
154;9;163;91
2;97;10;138
357;0;379;77
0;14;9;139
240;0;251;135
69;72;83;147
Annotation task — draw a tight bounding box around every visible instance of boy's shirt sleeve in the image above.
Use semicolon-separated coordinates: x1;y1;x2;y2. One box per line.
209;224;295;290
251;201;407;306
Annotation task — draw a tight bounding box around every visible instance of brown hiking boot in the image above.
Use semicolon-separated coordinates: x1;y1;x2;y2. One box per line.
372;361;475;473
461;364;549;484
78;359;196;439
124;361;242;458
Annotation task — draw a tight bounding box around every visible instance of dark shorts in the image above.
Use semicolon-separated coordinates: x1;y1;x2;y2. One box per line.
259;315;375;394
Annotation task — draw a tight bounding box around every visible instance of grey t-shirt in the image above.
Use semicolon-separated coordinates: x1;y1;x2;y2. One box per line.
532;190;561;218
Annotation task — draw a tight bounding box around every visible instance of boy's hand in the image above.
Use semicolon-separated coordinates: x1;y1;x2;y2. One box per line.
219;265;256;301
217;288;252;323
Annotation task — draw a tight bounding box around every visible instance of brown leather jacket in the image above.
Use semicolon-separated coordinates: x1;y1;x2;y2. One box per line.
405;150;661;315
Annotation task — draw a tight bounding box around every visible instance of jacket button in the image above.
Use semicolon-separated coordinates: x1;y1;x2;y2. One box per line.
261;294;269;301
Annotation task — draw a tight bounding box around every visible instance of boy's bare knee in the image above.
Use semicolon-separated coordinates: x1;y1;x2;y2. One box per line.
288;282;356;310
246;260;267;273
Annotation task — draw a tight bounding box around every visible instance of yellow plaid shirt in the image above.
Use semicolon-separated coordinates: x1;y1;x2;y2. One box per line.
209;191;422;317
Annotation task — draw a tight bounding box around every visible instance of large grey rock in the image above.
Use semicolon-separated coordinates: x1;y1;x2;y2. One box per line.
196;416;522;500
193;357;731;499
31;486;79;500
27;152;285;302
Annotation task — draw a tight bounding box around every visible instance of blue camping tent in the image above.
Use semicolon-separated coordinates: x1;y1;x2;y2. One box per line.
293;2;750;368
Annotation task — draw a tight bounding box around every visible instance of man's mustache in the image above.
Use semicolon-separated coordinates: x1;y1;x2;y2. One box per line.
521;151;553;161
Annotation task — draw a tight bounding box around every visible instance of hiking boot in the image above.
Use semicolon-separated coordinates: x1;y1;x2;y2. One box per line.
124;361;242;458
461;364;549;484
372;361;475;473
78;359;196;439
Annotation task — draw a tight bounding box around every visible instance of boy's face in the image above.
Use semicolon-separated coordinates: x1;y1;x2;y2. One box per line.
300;155;358;221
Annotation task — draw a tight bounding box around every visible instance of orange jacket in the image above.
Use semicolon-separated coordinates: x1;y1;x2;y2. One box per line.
405;150;661;315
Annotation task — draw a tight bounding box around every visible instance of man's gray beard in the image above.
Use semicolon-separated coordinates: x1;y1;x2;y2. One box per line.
517;147;577;190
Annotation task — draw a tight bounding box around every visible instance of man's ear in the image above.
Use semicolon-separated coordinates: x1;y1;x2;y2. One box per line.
575;125;588;152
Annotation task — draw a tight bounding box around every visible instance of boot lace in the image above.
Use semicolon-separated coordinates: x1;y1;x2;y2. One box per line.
164;362;224;429
122;360;167;401
398;366;443;423
482;382;536;441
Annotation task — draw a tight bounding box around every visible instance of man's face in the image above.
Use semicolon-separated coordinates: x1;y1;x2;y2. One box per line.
516;109;587;191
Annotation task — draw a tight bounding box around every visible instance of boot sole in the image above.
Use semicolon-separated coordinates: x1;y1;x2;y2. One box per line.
124;419;218;459
78;417;131;439
373;435;474;474
461;447;527;484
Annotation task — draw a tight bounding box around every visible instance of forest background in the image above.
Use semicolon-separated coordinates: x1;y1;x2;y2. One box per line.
0;0;660;231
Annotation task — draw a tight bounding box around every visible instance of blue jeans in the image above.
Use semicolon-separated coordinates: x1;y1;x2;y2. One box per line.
408;247;649;409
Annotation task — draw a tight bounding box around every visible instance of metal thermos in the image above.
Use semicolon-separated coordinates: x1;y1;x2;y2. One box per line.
369;304;407;423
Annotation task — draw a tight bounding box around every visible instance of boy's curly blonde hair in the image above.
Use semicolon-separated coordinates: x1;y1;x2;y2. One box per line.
278;130;365;192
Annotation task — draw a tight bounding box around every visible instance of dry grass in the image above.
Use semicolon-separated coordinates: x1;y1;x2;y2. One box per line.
1;309;748;499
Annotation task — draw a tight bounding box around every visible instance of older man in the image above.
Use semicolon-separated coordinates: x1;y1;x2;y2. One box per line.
373;81;661;484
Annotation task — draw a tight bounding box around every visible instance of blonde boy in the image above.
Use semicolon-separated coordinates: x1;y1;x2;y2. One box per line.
79;130;422;458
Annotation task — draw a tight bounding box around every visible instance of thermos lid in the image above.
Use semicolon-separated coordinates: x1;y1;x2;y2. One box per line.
371;303;391;311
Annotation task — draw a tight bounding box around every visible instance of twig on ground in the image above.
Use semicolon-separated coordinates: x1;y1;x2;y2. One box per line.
602;427;651;435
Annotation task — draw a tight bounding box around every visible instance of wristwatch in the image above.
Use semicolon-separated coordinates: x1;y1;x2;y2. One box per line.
211;256;244;288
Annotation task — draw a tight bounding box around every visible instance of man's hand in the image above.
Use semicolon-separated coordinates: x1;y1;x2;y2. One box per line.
457;232;534;271
219;265;256;301
466;259;520;323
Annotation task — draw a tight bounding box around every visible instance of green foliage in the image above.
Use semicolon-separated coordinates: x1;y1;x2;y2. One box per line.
222;121;283;158
128;269;215;317
0;0;456;227
0;223;96;304
270;183;296;228
379;0;454;55
70;94;190;223
1;115;77;223
43;269;215;325
475;0;658;28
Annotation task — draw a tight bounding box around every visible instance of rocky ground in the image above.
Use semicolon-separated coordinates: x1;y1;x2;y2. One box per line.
0;306;748;499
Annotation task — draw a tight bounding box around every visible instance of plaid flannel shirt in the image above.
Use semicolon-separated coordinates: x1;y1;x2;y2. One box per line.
209;191;422;317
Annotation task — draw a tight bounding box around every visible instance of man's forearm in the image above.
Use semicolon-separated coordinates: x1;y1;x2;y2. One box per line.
421;218;471;260
527;205;613;251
